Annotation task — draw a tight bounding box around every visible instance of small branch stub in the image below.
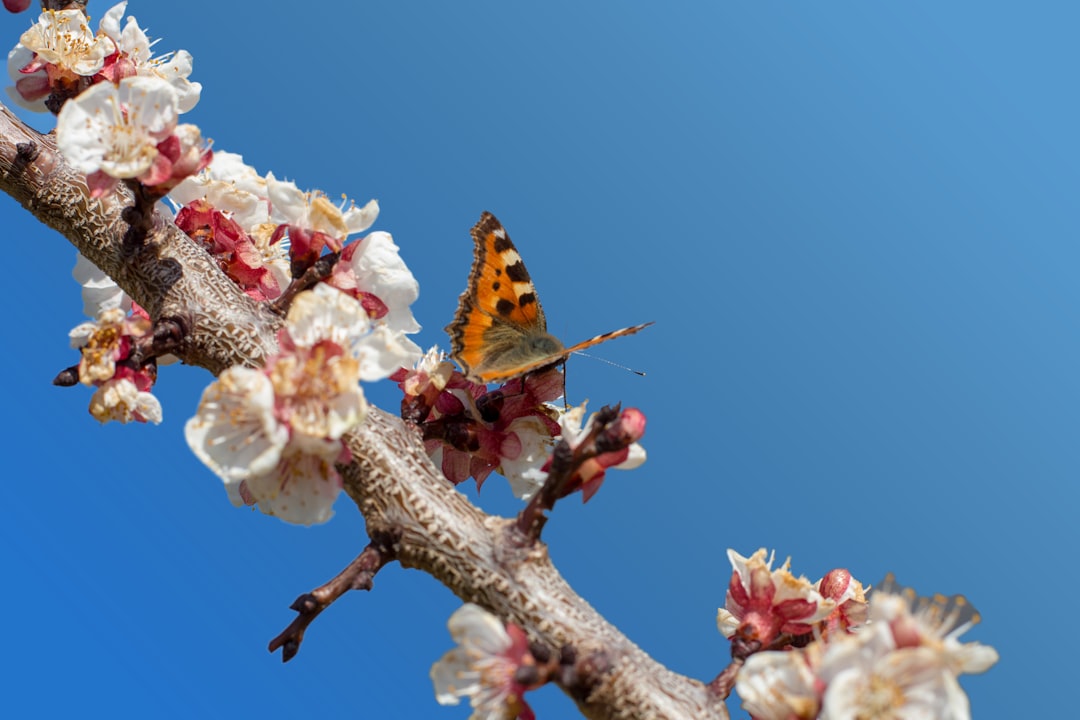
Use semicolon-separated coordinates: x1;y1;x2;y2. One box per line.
269;530;400;662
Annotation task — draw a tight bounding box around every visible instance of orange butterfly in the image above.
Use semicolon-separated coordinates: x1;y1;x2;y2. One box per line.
445;212;652;384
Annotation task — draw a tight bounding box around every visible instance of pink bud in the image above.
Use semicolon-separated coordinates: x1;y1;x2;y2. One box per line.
819;568;852;601
3;0;32;13
617;407;647;443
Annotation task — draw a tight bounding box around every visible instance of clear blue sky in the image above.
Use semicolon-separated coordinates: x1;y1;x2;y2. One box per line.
2;2;1072;717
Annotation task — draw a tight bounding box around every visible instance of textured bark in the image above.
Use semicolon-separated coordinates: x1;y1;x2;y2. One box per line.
0;102;729;720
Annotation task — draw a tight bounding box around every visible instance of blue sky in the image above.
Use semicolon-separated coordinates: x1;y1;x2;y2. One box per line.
2;2;1073;717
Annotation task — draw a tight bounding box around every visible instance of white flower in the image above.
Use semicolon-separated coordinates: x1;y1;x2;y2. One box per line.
266;172;379;243
288;283;420;381
186;285;387;526
347;231;420;334
870;577;1000;677
733;579;1000;720
267;348;365;443
240;443;342;525
99;1;202;112
287;283;374;352
819;623;970;720
737;650;820;720
184;362;352;527
56;75;179;180
6;43;48;112
169;150;271;230
89;377;162;424
500;415;557;500
19;8;112;78
184;366;289;487
718;548;835;641
431;604;535;720
69;306;151;385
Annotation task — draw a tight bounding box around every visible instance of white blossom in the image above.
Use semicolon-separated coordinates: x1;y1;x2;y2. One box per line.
184;366;289;486
99;1;201;112
347;231;420;334
89;377;162;424
56;75;179;180
18;8;111;78
431;604;535;719
266;172;379;243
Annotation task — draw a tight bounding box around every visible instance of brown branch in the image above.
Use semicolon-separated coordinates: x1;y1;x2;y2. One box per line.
269;529;400;662
0;101;729;720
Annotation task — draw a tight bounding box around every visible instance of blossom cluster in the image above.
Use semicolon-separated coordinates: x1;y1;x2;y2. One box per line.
185;284;420;525
65;252;173;424
8;2;200;112
67;296;161;425
8;2;424;519
393;356;646;501
10;3;209;197
722;549;999;720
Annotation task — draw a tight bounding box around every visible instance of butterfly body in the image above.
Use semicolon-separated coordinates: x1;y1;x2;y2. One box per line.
446;212;651;384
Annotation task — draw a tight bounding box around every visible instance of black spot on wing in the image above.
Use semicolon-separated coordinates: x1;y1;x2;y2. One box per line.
492;281;501;291
518;292;537;308
505;261;530;283
493;235;513;253
496;298;516;317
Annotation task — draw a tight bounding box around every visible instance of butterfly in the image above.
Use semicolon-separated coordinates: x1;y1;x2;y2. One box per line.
445;211;652;384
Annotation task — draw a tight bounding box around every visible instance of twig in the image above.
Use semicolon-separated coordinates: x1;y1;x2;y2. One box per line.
268;529;400;662
514;405;621;542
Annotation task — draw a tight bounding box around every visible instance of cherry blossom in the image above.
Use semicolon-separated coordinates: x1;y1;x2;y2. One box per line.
69;307;150;385
170;150;273;231
88;376;161;424
266;173;379;274
55;75;195;196
186;284;416;525
733;576;999;720
330;230;421;335
394;359;563;492
431;604;539;720
17;7;112;82
717;548;835;648
96;1;201;112
175;199;285;301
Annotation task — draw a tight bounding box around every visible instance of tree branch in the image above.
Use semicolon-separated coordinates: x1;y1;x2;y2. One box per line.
0;101;728;720
269;530;400;662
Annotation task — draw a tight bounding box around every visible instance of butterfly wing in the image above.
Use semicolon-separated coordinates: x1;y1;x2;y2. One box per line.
446;212;560;381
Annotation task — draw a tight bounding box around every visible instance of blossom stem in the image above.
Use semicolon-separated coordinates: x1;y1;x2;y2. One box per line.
120;179;159;251
514;405;621;543
268;250;340;317
706;658;743;700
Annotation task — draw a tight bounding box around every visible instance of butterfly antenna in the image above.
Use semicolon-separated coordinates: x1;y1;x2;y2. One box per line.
570;350;647;376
